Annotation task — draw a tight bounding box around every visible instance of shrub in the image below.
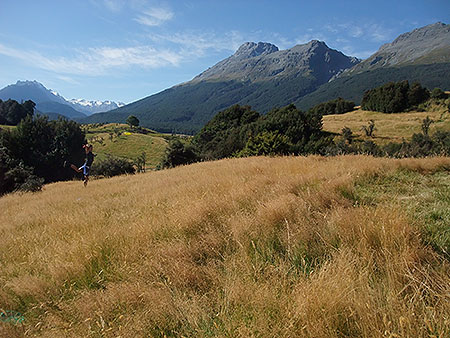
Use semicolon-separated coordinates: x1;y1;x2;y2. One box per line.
160;139;200;168
18;175;44;193
308;97;355;116
236;131;291;157
92;155;135;177
430;87;446;100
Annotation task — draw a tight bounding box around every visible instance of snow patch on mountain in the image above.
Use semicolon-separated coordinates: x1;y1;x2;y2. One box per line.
68;98;125;114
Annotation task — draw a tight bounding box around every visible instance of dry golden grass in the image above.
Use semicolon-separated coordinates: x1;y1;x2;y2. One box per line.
323;108;450;144
0;155;449;337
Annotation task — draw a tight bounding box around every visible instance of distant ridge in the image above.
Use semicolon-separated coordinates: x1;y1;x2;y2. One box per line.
296;22;450;109
345;22;450;75
0;80;124;119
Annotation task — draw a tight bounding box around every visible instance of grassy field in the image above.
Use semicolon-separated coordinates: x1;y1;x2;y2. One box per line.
323;105;450;144
0;155;449;337
84;123;169;169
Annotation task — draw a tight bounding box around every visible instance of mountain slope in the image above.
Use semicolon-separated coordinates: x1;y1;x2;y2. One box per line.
345;22;450;75
296;22;450;109
84;40;360;133
296;62;450;110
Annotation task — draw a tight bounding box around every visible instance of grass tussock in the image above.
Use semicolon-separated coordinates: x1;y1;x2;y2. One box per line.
0;155;449;337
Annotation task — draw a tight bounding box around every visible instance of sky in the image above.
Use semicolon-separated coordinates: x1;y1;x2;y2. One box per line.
0;0;449;104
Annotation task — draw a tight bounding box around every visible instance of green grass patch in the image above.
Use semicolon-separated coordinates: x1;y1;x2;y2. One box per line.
348;168;450;259
83;123;169;169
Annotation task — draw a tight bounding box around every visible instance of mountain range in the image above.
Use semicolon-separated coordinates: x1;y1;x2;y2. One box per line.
82;40;361;133
0;80;124;118
2;22;449;134
82;22;450;134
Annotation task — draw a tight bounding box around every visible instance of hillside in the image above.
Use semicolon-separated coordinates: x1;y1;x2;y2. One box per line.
344;22;450;75
322;104;450;144
84;123;169;169
296;62;450;110
297;22;450;109
1;155;449;337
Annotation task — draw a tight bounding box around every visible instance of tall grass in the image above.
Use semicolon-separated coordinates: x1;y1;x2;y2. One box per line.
322;107;450;144
0;155;449;337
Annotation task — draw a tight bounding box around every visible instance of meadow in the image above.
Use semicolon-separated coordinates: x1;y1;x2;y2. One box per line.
322;106;450;144
84;123;169;169
0;155;449;337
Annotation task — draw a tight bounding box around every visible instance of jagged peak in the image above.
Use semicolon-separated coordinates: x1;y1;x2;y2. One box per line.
234;42;279;58
15;80;45;88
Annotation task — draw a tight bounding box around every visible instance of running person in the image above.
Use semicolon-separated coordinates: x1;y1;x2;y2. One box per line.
70;144;95;187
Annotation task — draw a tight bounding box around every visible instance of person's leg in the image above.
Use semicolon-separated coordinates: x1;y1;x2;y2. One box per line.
83;166;90;187
71;164;82;172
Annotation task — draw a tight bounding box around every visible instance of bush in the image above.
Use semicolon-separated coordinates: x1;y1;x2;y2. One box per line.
92;155;135;177
160;139;200;168
236;131;290;157
308;97;355;116
430;88;447;100
0;146;39;195
18;175;44;193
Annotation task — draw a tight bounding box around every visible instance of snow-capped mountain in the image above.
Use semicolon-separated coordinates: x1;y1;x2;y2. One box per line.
69;98;125;115
0;80;124;117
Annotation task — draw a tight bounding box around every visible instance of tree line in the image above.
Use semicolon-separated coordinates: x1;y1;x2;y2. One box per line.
1;110;86;195
161;81;450;168
0;99;36;125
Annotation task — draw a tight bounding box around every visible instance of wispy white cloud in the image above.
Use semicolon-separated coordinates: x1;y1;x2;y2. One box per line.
147;30;245;56
368;24;392;42
295;32;328;45
98;0;125;12
0;43;183;76
55;75;81;85
135;6;174;26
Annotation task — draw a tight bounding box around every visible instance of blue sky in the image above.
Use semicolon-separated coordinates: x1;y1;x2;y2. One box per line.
0;0;448;103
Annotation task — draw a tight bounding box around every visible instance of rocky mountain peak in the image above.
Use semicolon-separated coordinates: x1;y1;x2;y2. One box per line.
345;21;450;75
234;42;279;58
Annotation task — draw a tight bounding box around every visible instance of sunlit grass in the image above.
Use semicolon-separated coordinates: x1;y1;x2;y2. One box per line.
84;123;169;169
323;107;450;144
0;155;449;337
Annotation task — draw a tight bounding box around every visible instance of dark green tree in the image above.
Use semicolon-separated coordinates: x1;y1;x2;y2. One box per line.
92;155;135;177
308;97;355;116
193;105;260;160
160;138;200;168
126;115;140;128
0;99;34;125
407;82;430;106
237;131;290;157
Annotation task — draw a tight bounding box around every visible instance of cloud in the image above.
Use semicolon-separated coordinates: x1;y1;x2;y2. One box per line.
0;43;183;76
147;30;245;56
97;0;125;12
368;24;392;42
135;6;174;26
295;32;328;45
